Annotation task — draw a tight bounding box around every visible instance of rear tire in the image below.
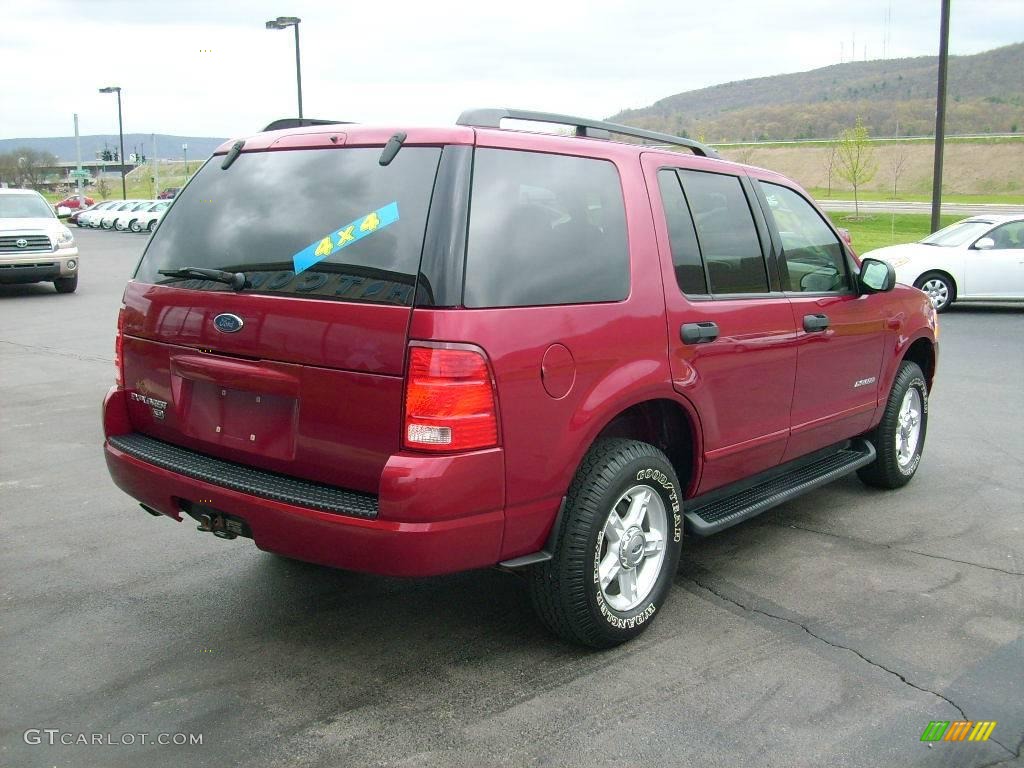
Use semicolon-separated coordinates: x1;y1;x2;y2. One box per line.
858;361;928;489
914;272;955;312
528;439;683;648
129;219;141;232
147;220;157;232
54;275;78;294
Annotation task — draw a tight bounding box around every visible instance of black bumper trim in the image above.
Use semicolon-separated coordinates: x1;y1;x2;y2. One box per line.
108;433;379;519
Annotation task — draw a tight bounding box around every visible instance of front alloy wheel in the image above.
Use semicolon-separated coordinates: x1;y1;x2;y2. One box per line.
915;273;954;312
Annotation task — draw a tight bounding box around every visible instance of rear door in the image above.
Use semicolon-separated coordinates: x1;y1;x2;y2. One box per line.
751;179;887;461
643;155;798;495
122;142;446;493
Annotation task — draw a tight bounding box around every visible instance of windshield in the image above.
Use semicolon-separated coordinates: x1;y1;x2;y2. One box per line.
0;194;54;219
921;220;993;247
136;147;442;306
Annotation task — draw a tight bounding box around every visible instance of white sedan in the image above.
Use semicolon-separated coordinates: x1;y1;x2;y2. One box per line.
113;201;166;232
863;215;1024;311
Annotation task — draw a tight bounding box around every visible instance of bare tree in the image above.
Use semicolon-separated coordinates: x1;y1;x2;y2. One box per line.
824;142;839;197
889;144;909;199
835;117;878;217
1;148;58;190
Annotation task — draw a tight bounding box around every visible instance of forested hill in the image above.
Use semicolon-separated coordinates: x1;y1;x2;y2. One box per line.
610;42;1024;142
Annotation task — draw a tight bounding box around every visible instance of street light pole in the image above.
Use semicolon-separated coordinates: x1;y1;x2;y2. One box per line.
99;86;127;199
265;17;303;118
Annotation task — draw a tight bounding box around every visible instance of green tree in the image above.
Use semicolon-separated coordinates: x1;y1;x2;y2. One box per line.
835;117;877;217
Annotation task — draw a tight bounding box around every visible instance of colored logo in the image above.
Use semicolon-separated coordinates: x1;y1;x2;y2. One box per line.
292;202;400;275
920;721;997;742
213;313;244;333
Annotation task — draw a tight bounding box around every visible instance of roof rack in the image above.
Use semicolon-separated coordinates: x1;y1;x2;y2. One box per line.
456;108;720;159
262;118;352;132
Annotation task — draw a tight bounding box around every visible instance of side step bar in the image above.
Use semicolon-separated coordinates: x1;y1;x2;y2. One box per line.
685;440;876;536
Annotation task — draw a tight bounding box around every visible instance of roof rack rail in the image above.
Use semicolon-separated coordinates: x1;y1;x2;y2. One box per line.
262;118;352;132
456;108;720;158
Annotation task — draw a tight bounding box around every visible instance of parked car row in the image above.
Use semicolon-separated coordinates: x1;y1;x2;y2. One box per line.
71;199;171;233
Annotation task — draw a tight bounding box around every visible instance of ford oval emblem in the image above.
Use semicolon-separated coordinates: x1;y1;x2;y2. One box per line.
213;313;244;333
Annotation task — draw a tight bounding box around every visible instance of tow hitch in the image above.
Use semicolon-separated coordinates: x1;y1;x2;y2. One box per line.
181;501;251;540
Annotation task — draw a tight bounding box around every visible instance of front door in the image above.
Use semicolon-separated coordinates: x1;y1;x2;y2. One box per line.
965;220;1024;298
751;180;887;461
643;156;798;495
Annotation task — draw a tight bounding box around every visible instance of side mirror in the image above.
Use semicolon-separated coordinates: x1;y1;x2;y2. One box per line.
974;237;995;250
859;258;896;293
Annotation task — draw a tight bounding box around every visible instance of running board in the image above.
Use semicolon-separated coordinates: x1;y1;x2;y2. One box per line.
685;440;876;536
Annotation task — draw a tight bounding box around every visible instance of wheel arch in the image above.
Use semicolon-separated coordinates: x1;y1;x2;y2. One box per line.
902;336;936;392
586;395;703;498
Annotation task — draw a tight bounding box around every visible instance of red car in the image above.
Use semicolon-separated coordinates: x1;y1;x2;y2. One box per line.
103;110;938;646
56;194;95;210
157;187;180;199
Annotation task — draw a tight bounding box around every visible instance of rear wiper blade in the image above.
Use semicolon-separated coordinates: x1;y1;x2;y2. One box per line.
221;139;245;170
158;266;247;291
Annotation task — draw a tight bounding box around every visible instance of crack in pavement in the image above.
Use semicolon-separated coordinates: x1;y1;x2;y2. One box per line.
978;735;1023;768
686;575;1022;762
0;338;110;364
766;521;1024;577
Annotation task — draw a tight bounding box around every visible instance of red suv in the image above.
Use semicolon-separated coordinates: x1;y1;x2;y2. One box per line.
103;110;937;647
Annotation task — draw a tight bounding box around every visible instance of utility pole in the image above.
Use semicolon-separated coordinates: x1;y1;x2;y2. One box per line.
153;133;159;198
73;113;83;199
930;0;951;233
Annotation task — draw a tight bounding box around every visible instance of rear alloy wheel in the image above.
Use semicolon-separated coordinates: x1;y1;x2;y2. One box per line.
914;272;955;312
858;361;928;489
54;274;78;294
101;220;114;230
529;439;683;647
147;220;157;232
129;219;142;233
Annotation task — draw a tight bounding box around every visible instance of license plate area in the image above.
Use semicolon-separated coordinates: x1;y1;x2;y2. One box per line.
179;380;298;461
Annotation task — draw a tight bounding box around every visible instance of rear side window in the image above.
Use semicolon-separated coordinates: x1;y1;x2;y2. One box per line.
135;147;442;306
463;149;628;308
679;170;768;295
761;182;849;293
657;169;707;295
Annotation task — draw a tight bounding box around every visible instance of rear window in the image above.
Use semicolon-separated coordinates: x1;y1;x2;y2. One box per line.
463;149;629;308
135;147;442;306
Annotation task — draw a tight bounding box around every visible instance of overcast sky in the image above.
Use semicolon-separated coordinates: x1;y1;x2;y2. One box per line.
2;0;1021;143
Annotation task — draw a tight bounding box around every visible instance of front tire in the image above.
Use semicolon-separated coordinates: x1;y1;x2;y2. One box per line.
858;361;928;489
529;439;683;648
914;272;955;312
129;219;142;233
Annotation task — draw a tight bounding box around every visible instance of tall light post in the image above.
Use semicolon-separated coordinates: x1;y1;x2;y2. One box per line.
929;0;951;233
182;143;189;181
265;16;303;118
98;86;127;199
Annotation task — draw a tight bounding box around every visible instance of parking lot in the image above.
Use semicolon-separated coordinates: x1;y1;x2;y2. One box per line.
1;228;1021;767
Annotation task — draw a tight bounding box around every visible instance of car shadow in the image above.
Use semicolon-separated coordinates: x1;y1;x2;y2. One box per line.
0;283;61;298
945;303;1024;314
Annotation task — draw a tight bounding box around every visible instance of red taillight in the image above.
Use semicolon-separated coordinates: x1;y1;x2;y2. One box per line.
114;307;125;387
403;346;498;453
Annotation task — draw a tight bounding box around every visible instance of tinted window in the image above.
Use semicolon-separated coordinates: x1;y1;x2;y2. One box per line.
657;169;707;295
679;170;768;294
987;221;1024;249
463;149;628;307
762;182;849;293
136;147;441;306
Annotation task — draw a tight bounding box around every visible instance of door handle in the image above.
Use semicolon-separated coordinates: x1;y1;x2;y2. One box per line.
803;313;830;332
681;321;719;345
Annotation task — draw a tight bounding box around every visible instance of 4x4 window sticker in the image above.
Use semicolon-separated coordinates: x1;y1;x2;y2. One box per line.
292;202;400;275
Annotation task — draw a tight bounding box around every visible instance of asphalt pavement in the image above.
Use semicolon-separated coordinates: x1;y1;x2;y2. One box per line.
1;229;1022;768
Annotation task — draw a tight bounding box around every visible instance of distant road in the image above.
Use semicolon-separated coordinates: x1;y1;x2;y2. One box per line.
818;200;1024;217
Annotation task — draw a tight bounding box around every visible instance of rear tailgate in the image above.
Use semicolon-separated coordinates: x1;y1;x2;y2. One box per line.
120;139;445;494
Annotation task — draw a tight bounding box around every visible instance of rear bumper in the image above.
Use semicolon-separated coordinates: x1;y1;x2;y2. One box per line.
102;388;505;577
